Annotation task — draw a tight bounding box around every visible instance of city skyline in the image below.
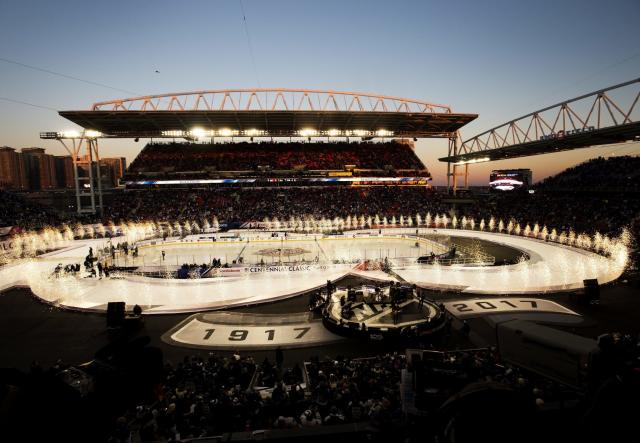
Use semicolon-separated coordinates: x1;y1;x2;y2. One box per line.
1;0;639;185
0;145;126;191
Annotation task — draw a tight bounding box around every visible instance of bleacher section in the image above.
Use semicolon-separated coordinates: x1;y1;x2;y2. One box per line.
0;190;62;230
126;140;428;179
110;186;444;223
2;157;637;246
537;155;640;192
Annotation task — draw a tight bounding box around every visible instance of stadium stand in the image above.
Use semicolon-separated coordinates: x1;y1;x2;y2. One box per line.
465;190;639;237
108;186;446;224
464;157;640;237
0;190;62;230
1;156;638;254
103;335;636;441
126;140;427;178
2;330;637;442
536;156;640;192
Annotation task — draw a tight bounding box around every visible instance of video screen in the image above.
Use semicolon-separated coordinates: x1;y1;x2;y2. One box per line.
489;169;531;191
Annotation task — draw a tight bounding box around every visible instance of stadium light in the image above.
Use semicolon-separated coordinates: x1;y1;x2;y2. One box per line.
454;157;491;165
218;128;237;137
162;130;185;137
60;130;81;138
190;127;209;139
327;129;341;137
245;128;264;137
84;130;102;138
376;129;393;137
352;129;367;137
298;128;318;137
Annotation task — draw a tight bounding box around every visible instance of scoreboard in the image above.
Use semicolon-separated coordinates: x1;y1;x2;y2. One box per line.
489;169;532;191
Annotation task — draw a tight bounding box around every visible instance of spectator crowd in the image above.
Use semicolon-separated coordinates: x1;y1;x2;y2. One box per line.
105;330;639;442
2;156;639;261
111;352;407;441
127;141;426;176
0;190;64;230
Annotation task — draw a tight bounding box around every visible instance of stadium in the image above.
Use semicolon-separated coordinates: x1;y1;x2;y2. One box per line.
1;3;639;440
1;80;639;442
2;87;631;314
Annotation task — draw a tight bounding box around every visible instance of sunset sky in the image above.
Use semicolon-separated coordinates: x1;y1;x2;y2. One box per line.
0;0;638;185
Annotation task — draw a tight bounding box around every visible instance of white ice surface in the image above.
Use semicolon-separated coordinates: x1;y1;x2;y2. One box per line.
0;229;625;313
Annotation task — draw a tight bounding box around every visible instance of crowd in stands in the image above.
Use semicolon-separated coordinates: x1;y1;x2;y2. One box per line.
111;156;640;245
109;186;447;225
466;190;640;238
117;353;258;440
463;157;640;244
304;354;405;426
408;347;567;411
537;155;640;192
2;157;639;260
108;185;637;239
254;358;304;389
0;190;63;230
105;329;639;441
111;352;407;441
2;151;640;442
127;141;425;175
2;318;635;442
3;186;638;272
108;189;213;223
2;188;638;267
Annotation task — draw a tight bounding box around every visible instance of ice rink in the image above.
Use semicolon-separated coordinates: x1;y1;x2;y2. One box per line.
0;228;627;314
121;234;446;267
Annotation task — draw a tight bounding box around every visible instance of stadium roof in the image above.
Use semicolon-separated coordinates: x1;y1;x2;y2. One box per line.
55;89;477;139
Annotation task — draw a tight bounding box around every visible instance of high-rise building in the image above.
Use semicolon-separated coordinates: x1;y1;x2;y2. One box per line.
0;146;28;189
54;156;75;188
21;147;57;189
0;146;75;190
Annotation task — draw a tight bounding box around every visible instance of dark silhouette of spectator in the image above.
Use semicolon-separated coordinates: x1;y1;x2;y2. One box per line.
276;346;284;370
